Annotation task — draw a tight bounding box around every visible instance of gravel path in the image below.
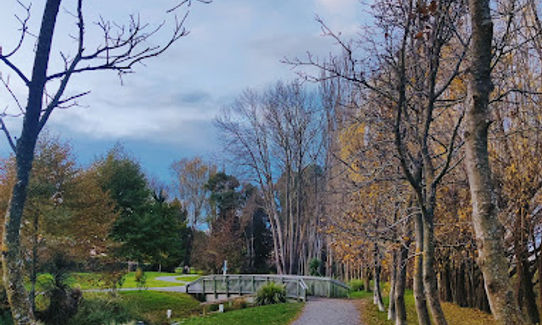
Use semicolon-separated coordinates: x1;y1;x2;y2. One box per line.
292;297;361;325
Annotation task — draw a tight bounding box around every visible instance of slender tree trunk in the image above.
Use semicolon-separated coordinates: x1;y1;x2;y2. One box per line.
388;250;397;320
465;0;525;323
422;207;448;325
365;265;371;292
413;211;431;325
516;237;539;323
2;1;62;324
373;242;385;312
395;243;409;325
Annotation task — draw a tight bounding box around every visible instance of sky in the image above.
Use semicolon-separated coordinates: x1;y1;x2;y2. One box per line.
0;0;363;184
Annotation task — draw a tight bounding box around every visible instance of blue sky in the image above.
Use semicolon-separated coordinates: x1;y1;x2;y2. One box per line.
0;0;363;184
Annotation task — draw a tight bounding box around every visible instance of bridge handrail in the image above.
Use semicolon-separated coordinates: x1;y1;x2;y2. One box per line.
186;274;348;300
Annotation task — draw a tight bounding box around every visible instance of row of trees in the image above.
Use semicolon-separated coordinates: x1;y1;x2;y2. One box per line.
281;0;542;324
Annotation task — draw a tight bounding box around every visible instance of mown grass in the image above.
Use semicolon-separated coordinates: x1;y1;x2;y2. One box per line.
178;302;304;325
32;271;183;290
356;288;495;325
176;275;201;283
119;291;201;324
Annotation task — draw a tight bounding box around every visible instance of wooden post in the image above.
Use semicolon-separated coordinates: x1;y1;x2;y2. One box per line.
252;275;255;293
296;280;300;301
239;275;242;295
213;275;217;299
226;275;230;298
328;280;332;298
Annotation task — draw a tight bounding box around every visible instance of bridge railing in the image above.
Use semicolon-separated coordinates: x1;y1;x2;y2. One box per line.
186;274;349;301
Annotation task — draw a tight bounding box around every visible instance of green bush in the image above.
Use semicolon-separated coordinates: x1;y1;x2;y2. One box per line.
309;258;321;276
349;279;364;292
255;282;286;306
68;296;133;325
134;268;147;290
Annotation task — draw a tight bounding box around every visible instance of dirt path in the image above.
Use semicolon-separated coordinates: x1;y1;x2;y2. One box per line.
292;297;361;325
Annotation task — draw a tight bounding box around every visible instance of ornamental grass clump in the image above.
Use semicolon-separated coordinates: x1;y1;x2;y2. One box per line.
256;282;287;306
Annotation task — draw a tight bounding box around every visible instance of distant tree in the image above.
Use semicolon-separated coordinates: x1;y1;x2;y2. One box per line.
94;147;152;262
171;157;216;229
144;191;190;272
0;135;117;313
95;148;190;270
202;172;244;272
240;184;272;273
205;172;241;220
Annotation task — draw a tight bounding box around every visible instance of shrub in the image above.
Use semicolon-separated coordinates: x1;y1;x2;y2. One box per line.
36;253;82;325
134;268;147;290
349;279;364;292
309;258;321;276
68;296;133;325
256;282;287;306
232;298;248;309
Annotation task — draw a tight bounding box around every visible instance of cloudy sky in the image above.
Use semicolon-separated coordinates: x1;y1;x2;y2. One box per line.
0;0;363;183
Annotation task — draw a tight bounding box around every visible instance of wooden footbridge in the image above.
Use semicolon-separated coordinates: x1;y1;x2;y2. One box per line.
186;274;350;302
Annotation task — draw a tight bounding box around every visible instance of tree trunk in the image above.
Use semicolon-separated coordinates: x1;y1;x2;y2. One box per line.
388;250;397;320
465;0;526;323
421;209;448;325
373;243;385;312
365;265;371;292
2;1;62;324
516;240;539;324
394;243;409;325
413;212;431;325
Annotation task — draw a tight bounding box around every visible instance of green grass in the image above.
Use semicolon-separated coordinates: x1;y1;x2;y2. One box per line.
32;271;183;290
75;291;202;325
176;275;201;283
357;288;496;325
121;272;181;288
179;302;304;325
120;291;201;324
349;290;373;299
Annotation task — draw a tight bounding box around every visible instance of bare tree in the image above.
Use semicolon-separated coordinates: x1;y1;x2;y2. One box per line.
171;157;216;229
0;1;205;323
216;81;324;275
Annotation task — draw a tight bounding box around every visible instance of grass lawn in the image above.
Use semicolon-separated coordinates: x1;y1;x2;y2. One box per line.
178;302;304;325
73;291;202;325
354;289;496;325
120;291;201;324
33;271;184;290
176;274;201;283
